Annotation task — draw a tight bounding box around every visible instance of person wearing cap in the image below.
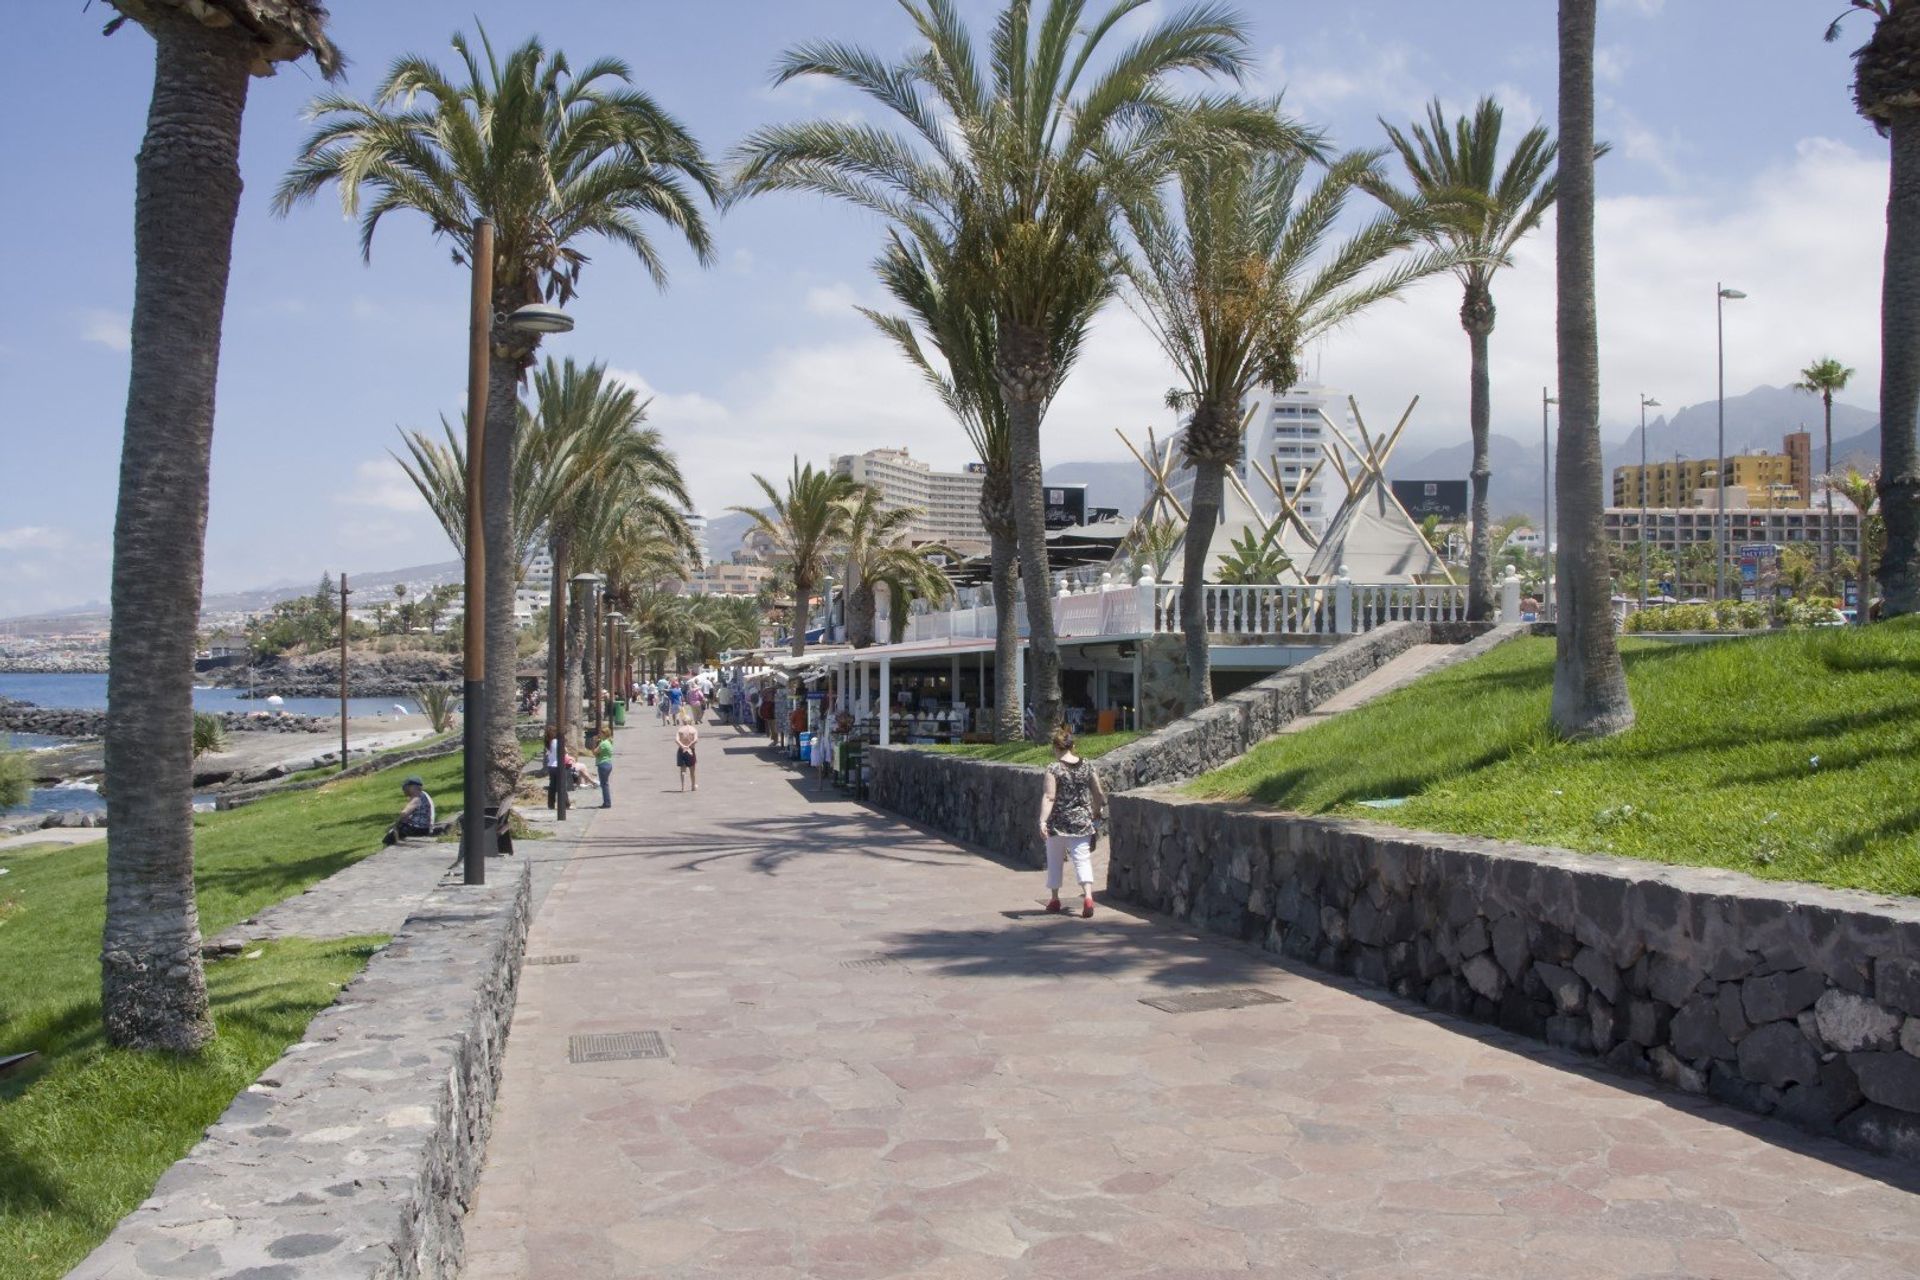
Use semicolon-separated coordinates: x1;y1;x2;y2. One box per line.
385;775;436;845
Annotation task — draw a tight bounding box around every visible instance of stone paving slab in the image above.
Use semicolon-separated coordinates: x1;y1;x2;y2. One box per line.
211;839;463;948
459;723;1920;1279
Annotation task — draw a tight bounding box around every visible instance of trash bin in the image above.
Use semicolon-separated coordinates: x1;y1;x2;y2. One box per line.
612;698;627;726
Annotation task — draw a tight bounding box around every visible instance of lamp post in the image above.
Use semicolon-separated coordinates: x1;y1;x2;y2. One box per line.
1715;284;1746;601
557;571;601;822
603;610;623;737
1542;387;1558;620
1638;395;1662;608
337;572;351;771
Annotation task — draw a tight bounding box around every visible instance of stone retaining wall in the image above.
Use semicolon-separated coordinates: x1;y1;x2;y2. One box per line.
69;863;534;1279
867;622;1520;866
1106;790;1920;1161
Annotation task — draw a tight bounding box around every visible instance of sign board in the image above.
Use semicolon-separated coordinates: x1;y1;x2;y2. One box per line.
1044;484;1087;530
1390;479;1468;520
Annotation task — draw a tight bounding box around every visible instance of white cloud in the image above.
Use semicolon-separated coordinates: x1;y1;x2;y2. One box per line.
79;308;129;352
0;527;109;618
1603;0;1665;13
606;368;731;429
804;282;867;318
336;457;426;514
1595;45;1631;84
0;526;68;552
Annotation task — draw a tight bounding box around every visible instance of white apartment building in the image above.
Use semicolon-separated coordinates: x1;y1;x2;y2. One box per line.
830;447;989;551
1164;382;1346;536
685;511;710;568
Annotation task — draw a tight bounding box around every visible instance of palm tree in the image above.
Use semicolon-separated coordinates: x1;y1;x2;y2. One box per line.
731;0;1285;732
1793;356;1857;573
394;402;555;571
863;232;1044;737
1382;97;1562;622
277;26;718;810
732;461;859;655
1551;0;1635;738
837;487;923;648
1125;145;1458;710
99;1;337;1053
1837;466;1887;616
1829;2;1920;616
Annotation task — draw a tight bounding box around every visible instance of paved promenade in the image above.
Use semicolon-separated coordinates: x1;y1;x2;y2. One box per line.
461;719;1920;1279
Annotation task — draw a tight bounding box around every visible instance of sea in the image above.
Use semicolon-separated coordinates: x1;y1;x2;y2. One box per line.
2;672;420;818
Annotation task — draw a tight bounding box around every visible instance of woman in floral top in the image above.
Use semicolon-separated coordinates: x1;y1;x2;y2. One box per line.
1037;725;1107;917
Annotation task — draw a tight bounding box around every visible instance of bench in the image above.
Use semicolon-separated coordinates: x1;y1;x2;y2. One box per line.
0;1051;41;1078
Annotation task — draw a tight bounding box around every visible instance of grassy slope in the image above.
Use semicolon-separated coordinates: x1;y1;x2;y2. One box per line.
0;750;474;1278
921;731;1144;766
1189;621;1920;896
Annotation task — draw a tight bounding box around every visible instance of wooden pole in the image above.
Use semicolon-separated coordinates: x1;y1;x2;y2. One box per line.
461;218;493;886
338;572;349;771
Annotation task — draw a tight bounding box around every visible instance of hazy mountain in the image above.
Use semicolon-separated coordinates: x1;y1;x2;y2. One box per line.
701;510;757;564
1044;459;1142;515
1388;432;1550;523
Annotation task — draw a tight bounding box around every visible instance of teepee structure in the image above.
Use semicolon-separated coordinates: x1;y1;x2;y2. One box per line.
1305;396;1453;584
1249;454;1324;570
1116;425;1188;527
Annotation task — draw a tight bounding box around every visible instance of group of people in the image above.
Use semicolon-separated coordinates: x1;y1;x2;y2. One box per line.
633;669;753;728
543;724;618;809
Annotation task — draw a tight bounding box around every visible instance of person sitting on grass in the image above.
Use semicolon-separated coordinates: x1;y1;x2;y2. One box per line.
384;775;436;845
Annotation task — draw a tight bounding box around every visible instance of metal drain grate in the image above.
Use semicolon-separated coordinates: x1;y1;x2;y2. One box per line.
840;957;905;971
569;1031;668;1063
1140;987;1289;1014
525;954;579;966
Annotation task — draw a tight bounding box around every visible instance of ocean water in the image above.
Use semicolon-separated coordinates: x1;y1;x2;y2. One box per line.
0;672;419;720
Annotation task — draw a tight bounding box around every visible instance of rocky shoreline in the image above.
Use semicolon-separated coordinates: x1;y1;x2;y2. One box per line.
0;658;110;674
2;702;329;740
204;650;462;698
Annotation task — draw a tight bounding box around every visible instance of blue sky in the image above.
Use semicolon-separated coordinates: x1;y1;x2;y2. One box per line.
0;0;1883;616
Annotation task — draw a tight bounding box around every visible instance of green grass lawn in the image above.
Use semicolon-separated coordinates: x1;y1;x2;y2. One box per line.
921;731;1144;766
279;730;455;785
0;749;475;1278
1188;620;1920;896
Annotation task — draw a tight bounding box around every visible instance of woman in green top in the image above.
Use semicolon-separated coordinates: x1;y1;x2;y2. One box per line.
595;730;615;809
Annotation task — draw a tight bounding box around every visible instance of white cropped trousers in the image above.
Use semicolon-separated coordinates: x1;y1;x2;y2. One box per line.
1045;834;1095;891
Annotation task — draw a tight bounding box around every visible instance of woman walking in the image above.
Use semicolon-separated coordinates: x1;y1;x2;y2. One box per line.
595;727;615;809
543;723;562;809
674;709;700;793
1037;726;1106;918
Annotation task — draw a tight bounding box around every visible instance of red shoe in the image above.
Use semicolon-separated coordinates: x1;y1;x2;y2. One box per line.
1081;897;1095;918
1045;897;1063;913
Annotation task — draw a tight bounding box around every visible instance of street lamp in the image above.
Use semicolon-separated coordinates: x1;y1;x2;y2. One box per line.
601;610;623;738
557;571;601;821
1716;284;1747;600
1639;395;1662;608
1542;387;1558;620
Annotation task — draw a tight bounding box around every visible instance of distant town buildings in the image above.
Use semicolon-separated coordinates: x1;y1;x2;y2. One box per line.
682;561;774;598
1603;505;1861;555
1164;382;1345;536
1613;431;1813;510
830;447;989;552
685;511;711;568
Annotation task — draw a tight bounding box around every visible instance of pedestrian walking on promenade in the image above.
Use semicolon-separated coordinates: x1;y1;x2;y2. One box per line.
595;727;615;808
690;681;707;724
1038;726;1106;918
674;710;700;792
543;724;562;809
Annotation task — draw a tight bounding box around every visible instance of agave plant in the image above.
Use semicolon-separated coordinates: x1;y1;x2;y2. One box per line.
190;712;228;760
413;684;458;735
1214;528;1293;586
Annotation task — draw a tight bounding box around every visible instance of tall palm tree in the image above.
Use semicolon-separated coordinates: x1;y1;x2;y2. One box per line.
1552;0;1634;738
525;359;692;739
1830;1;1920;616
1125;144;1458;711
1382;97;1562;621
277;26;717;807
837;486;957;647
99;1;338;1052
863;232;1049;738
732;461;859;655
1794;356;1857;574
731;0;1286;732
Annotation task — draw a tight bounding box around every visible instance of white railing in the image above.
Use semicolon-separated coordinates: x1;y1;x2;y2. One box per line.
884;569;1515;648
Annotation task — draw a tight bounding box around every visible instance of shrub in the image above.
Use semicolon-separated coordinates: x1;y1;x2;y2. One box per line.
191;712;228;759
413;684;457;734
0;748;28;810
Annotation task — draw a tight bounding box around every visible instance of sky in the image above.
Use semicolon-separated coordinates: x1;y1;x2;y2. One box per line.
0;0;1887;617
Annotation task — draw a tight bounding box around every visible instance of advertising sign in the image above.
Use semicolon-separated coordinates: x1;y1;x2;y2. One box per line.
1390;479;1468;520
1044;484;1087;530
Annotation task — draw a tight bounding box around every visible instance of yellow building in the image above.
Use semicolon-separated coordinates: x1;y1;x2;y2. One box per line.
1614;438;1808;510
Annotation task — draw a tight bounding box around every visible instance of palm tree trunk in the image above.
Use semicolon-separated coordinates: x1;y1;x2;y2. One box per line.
482;348;523;807
1000;324;1061;734
983;479;1022;743
1823;391;1835;577
1180;452;1224;713
565;588;585;736
791;570;810;656
102;16;253;1052
1550;0;1635;738
1880;107;1920;618
546;531;569;742
848;581;877;648
1464;292;1497;620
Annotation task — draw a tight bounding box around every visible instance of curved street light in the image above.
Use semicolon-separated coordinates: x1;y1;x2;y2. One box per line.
1716;285;1747;600
1639;395;1662;607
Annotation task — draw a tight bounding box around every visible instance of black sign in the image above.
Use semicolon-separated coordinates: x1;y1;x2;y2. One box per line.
1044;484;1087;530
1391;479;1468;520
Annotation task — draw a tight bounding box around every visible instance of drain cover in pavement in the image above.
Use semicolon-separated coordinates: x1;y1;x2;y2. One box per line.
1140;987;1289;1014
569;1031;668;1063
840;957;905;971
525;954;578;966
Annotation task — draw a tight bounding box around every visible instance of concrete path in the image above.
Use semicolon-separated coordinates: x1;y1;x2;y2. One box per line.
461;721;1920;1279
0;825;105;852
1277;643;1455;736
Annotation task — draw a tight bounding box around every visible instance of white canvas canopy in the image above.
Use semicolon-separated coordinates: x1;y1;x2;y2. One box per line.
1165;474;1304;584
1304;396;1452;585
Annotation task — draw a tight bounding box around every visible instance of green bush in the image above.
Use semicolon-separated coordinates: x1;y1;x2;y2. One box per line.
191;712;228;759
0;748;28;810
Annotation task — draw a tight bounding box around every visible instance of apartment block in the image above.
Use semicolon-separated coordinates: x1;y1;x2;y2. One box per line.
830;447;989;551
